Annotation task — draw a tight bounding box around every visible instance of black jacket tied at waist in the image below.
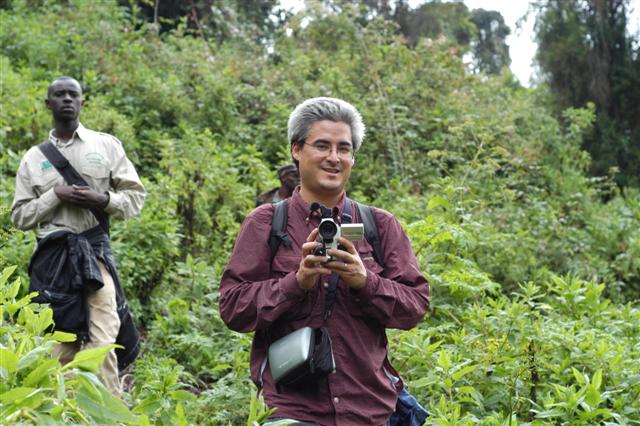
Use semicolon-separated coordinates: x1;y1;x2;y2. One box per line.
29;225;140;370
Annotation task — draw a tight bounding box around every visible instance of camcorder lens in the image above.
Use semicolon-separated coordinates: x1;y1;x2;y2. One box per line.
318;220;338;240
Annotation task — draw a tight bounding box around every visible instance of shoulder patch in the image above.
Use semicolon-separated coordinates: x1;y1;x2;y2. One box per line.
40;159;53;172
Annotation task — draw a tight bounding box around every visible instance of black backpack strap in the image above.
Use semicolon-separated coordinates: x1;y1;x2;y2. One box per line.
38;141;110;236
355;201;384;268
269;199;292;261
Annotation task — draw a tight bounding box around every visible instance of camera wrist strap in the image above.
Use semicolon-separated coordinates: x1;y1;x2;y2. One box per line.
322;199;354;322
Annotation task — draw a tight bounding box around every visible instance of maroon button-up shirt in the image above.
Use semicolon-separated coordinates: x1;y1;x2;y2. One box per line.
219;189;430;425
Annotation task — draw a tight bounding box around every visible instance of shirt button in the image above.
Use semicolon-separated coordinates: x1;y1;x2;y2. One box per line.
333;397;339;404
323;282;329;288
354;298;361;302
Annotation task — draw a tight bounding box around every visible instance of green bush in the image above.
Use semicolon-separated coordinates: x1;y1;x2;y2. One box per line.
1;1;638;423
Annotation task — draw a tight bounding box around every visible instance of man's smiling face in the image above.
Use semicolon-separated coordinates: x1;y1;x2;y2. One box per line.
292;120;354;200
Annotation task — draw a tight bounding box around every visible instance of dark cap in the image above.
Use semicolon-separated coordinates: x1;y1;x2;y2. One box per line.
278;163;298;178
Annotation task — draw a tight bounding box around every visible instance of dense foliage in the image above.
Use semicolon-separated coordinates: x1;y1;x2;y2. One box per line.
534;0;640;187
1;0;638;424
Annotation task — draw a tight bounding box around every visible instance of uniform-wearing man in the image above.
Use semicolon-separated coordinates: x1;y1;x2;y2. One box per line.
256;163;300;206
220;97;429;425
11;76;145;396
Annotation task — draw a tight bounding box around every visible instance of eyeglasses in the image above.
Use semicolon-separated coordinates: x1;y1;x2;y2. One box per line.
303;141;354;159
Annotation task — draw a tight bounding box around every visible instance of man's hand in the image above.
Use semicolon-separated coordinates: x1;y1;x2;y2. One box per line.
54;185;109;209
296;228;332;290
325;237;367;290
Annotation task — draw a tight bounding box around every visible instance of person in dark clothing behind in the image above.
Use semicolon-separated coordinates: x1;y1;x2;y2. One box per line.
11;76;145;396
220;97;430;425
256;163;300;206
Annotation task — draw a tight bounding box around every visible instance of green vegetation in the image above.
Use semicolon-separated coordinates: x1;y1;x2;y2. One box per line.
534;0;640;187
1;0;638;424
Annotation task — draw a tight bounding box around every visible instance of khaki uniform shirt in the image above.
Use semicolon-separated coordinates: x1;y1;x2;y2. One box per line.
11;123;145;239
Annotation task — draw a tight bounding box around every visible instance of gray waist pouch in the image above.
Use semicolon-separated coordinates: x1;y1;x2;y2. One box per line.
268;326;335;389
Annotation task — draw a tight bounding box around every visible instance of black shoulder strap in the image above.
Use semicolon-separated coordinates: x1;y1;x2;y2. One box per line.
355;201;384;268
38;141;110;235
269;199;291;260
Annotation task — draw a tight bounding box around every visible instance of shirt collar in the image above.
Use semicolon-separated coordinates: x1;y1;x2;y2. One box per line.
290;187;348;223
49;123;88;147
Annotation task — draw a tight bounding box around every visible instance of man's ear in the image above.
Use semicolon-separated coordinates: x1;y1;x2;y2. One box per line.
291;143;302;162
45;99;51;110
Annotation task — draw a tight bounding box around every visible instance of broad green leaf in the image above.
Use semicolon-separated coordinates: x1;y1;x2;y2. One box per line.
535;409;565;418
175;401;187;426
64;345;114;372
51;405;64;420
8;277;22;299
584;385;601;408
410;377;438;388
49;330;77;343
133;396;163;415
592;369;603;389
18;346;50;371
452;364;477;381
76;371;104;402
572;367;587;385
0;266;18;286
76;385;135;424
170;389;196;401
579;408;612;420
212;363;231;371
0;386;38;404
0;348;18;374
23;358;59;387
100;387;137;423
5;294;33;317
56;371;66;401
437;350;451;370
428;196;451;210
31;308;54;335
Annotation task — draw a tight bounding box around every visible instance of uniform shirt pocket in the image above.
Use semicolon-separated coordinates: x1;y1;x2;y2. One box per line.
81;165;111;191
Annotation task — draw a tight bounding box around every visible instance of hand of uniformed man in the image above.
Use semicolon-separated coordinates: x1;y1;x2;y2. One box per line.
296;228;332;290
54;184;109;209
326;237;367;290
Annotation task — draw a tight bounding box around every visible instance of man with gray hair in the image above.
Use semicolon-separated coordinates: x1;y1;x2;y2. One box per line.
220;97;429;424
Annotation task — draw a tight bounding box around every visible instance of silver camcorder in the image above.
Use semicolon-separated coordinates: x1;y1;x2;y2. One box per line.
314;210;364;258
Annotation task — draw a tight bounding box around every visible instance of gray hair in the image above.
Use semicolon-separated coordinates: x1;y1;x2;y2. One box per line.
287;97;365;152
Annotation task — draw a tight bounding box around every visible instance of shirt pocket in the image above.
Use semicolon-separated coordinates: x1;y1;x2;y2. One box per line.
270;254;300;278
359;248;383;275
80;165;110;191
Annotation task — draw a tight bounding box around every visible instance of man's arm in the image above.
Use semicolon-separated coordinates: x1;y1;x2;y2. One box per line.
329;210;430;330
11;157;61;230
103;138;145;219
219;207;323;333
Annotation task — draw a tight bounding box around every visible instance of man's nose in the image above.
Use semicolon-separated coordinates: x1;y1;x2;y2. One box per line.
325;147;340;162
